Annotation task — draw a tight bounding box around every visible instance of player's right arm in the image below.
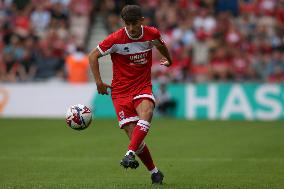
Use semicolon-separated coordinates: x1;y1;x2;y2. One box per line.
89;32;117;95
88;48;111;95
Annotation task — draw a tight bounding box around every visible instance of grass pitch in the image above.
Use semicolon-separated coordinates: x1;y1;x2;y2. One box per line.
0;118;283;189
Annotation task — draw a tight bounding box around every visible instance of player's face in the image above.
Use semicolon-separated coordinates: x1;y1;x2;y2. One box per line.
124;18;143;38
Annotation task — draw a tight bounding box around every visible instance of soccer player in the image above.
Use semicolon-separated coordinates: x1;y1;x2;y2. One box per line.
88;5;172;184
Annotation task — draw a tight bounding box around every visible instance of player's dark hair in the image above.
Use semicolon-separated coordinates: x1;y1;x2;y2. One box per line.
121;5;142;23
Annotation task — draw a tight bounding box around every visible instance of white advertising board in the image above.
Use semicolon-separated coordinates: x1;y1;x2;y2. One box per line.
0;83;96;118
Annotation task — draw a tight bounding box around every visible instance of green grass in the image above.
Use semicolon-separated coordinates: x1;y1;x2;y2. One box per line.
0;118;284;189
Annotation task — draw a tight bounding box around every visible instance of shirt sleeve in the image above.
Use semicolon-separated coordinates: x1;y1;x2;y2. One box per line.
152;27;165;46
97;33;117;56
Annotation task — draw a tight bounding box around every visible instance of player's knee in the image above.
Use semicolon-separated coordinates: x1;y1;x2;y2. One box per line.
140;107;154;119
136;100;154;120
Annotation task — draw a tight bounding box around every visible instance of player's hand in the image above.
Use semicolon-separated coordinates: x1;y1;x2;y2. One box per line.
97;82;111;95
160;57;172;67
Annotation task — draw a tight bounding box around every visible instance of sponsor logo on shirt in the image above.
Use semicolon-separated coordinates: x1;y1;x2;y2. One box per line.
129;52;149;65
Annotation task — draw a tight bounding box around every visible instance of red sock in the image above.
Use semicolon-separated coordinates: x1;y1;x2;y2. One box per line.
137;143;155;171
128;120;150;152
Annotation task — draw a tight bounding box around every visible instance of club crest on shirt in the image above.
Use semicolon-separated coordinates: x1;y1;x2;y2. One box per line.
119;111;125;119
123;47;130;52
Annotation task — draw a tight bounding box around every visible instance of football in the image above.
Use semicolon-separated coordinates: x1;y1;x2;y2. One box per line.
66;104;92;130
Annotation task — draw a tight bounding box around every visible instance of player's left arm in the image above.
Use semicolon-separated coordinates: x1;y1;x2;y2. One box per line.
152;39;173;67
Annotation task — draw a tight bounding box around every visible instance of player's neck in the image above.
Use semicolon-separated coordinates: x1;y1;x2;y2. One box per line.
131;31;142;38
125;26;144;40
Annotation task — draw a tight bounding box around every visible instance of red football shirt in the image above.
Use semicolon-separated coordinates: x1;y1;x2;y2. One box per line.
97;26;164;98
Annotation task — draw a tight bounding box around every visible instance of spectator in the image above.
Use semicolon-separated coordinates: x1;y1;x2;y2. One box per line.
69;0;93;46
191;29;211;82
209;47;232;81
231;49;251;81
13;8;31;37
30;4;51;37
2;35;25;82
20;36;38;81
268;64;284;82
215;0;239;17
266;50;284;80
193;8;216;34
65;47;89;83
172;19;196;48
34;48;64;80
250;52;271;80
171;46;191;82
50;2;68;24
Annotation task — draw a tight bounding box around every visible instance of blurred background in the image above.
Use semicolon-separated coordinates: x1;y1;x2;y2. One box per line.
0;0;283;119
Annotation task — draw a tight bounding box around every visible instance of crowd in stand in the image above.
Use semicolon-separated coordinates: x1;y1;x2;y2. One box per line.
1;0;284;83
102;0;284;83
0;0;93;82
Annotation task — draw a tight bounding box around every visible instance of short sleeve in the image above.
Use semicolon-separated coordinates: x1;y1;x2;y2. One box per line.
151;27;165;45
97;33;117;56
152;27;165;45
